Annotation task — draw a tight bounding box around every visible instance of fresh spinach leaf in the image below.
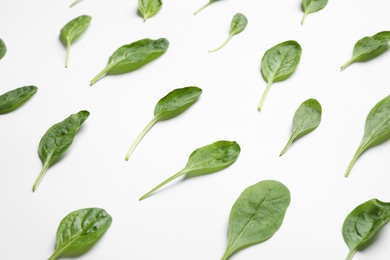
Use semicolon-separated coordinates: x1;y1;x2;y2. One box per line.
90;38;169;86
33;110;90;192
345;94;390;177
222;180;290;260
48;208;112;260
258;40;302;111
125;86;202;160
140;140;240;200
60;15;91;68
0;86;38;114
280;98;322;156
194;0;221;15
343;199;390;260
209;13;248;53
69;0;82;8
138;0;162;21
341;31;390;70
0;38;6;60
301;0;328;25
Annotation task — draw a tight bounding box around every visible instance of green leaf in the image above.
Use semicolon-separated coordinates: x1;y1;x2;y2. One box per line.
69;0;82;8
138;0;162;21
301;0;328;25
280;98;322;156
90;38;169;86
0;38;6;60
33;110;90;192
258;40;302;111
342;199;390;260
125;86;202;160
209;13;248;53
48;208;112;260
222;180;291;260
341;31;390;70
345;94;390;177
0;86;38;114
194;0;218;15
60;15;92;68
139;140;240;200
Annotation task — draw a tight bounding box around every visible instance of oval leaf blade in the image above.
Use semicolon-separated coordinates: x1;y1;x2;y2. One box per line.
138;0;162;21
0;38;6;60
0;86;38;114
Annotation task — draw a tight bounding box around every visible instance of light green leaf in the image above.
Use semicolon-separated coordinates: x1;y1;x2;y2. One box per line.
301;0;328;25
138;0;162;21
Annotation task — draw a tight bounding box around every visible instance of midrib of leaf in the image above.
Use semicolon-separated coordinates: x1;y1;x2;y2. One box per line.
280;116;307;156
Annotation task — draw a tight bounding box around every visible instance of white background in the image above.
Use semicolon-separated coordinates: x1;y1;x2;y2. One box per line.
1;0;390;259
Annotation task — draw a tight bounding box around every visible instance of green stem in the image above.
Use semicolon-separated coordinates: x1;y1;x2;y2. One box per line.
48;247;65;260
125;116;159;161
301;12;307;25
258;80;273;111
194;1;214;15
69;0;80;8
90;65;113;86
65;41;70;68
341;58;355;70
345;145;364;177
32;161;50;192
346;248;357;260
139;170;186;200
279;130;300;156
208;34;233;53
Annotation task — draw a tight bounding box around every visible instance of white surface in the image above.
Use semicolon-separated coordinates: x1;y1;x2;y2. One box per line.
1;0;390;259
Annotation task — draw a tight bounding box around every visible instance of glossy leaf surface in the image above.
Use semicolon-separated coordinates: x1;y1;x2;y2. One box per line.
0;38;6;60
138;0;162;21
301;0;328;24
222;180;290;260
280;99;322;156
140;140;240;200
90;38;169;86
345;94;390;177
33;110;90;192
48;208;112;260
258;40;302;111
125;86;201;160
343;199;390;260
0;86;37;114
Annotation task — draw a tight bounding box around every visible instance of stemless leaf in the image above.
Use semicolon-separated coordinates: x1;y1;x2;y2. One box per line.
209;13;248;53
0;86;38;114
342;199;390;260
33;110;90;192
194;0;221;15
48;208;112;260
0;38;6;60
140;140;240;200
222;180;291;260
138;0;162;21
258;40;302;111
125;86;201;160
90;38;169;86
60;15;92;68
341;31;390;70
345;94;390;177
301;0;328;25
280;99;322;156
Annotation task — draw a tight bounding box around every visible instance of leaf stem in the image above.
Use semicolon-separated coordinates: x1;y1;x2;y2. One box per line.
208;34;233;53
32;161;50;192
194;1;213;15
346;248;357;260
301;12;307;25
258;80;273;111
341;58;355;70
90;65;113;86
69;0;80;8
125;116;159;161
65;41;70;68
48;248;64;260
345;145;364;177
279;130;300;156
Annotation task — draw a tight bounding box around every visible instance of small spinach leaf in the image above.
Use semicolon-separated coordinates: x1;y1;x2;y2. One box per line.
48;208;112;260
209;13;248;53
222;180;290;260
125;86;201;160
345;94;390;177
280;98;322;156
343;199;390;260
194;0;221;15
258;40;302;111
341;31;390;70
60;15;92;68
0;86;38;114
33;110;90;192
138;0;162;21
301;0;328;25
0;38;6;60
140;140;240;200
90;38;169;86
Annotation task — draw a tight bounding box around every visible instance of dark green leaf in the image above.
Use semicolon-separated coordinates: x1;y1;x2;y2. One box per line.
301;0;328;25
0;86;37;114
138;0;162;21
0;38;6;60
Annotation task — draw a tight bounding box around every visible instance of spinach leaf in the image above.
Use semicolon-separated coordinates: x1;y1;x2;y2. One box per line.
345;94;390;177
138;0;162;21
343;199;390;260
209;13;248;53
0;86;38;114
60;15;91;68
33;110;90;192
301;0;328;25
139;140;240;200
48;208;112;260
90;38;169;86
0;38;6;60
259;40;302;111
341;31;390;70
222;180;290;260
194;0;220;15
280;98;322;156
69;0;82;8
125;86;202;160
